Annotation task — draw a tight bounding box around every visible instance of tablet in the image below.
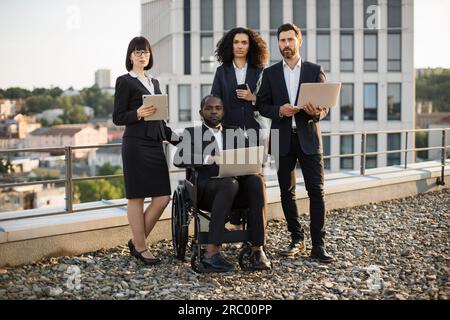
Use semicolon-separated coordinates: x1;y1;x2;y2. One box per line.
142;94;169;121
296;83;341;109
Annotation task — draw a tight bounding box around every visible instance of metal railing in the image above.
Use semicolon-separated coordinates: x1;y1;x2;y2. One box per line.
0;127;448;221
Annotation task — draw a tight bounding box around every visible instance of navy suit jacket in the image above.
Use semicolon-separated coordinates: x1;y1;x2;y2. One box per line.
211;63;263;131
113;73;177;144
257;60;328;156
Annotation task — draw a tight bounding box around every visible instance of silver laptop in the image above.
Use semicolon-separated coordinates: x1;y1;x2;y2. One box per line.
214;146;264;178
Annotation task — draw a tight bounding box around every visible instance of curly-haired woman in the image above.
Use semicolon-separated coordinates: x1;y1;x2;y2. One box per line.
211;27;269;135
211;27;269;231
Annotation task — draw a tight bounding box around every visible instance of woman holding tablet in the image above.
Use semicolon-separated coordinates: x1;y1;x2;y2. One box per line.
113;36;177;266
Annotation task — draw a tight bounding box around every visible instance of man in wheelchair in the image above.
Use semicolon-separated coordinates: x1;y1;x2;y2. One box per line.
174;95;271;272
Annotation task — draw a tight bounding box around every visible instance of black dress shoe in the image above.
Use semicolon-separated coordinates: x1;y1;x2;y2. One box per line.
250;250;271;270
201;252;234;272
280;240;306;256
310;246;334;264
133;249;161;266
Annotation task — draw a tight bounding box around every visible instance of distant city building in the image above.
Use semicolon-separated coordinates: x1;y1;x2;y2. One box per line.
83;106;95;118
0;114;40;139
25;124;108;159
62;89;80;96
33;187;66;209
35;108;64;123
88;147;122;169
95;69;111;89
0;100;15;119
142;0;415;172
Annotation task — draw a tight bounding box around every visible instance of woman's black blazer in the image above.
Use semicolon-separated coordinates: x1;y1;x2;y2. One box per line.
113;73;175;143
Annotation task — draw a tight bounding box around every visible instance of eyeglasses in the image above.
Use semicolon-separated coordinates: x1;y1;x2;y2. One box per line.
133;50;150;57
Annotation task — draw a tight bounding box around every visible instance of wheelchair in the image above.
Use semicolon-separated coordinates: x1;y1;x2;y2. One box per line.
171;166;257;273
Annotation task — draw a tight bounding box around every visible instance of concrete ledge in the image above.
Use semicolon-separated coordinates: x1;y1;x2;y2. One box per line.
0;161;449;267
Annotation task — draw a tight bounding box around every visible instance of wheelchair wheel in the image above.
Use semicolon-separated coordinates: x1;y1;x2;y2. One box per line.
238;243;254;271
190;241;206;273
171;185;189;260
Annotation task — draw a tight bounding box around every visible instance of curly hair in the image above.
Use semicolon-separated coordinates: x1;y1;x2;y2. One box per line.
215;27;269;68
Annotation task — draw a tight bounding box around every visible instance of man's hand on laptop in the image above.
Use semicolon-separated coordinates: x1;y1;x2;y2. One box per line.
279;103;300;118
304;102;325;117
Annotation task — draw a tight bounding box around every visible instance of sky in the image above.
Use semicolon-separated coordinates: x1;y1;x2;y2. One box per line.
0;0;449;90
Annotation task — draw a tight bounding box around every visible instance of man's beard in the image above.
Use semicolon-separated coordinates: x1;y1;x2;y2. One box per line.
281;47;297;59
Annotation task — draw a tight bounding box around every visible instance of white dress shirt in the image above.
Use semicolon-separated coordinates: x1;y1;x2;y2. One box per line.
203;124;223;164
233;61;248;85
129;70;155;95
282;57;302;128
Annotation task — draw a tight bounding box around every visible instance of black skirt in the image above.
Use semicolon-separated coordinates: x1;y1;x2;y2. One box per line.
121;137;171;199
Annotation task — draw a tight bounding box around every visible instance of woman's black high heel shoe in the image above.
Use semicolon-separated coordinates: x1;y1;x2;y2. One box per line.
133;249;161;266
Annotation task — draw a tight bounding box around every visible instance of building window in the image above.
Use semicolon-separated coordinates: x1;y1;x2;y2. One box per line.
387;133;401;166
200;35;215;73
340;135;354;170
293;0;307;29
178;85;191;122
246;0;260;30
270;33;282;66
300;32;307;60
200;0;213;74
293;0;307;60
340;33;354;72
183;0;191;75
388;83;401;121
364;83;377;120
270;0;283;30
366;134;377;169
364;33;377;71
316;0;330;30
364;0;378;29
200;0;213;31
340;84;353;121
224;0;236;31
323;135;331;170
388;32;401;71
201;84;212;100
388;0;402;29
317;33;330;72
340;0;354;29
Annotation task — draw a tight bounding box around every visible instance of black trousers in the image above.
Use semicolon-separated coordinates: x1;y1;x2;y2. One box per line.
198;175;266;247
277;132;326;247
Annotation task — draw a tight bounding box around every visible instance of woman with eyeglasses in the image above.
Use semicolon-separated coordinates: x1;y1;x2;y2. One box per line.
113;36;178;266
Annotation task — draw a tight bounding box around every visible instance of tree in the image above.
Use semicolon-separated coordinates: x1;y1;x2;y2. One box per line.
80;85;114;117
416;69;450;113
23;95;55;114
0;156;15;174
53;118;64;125
62;105;88;124
98;162;122;176
74;179;124;203
4;87;31;99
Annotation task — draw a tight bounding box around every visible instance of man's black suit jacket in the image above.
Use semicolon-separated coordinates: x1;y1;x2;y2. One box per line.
257;60;328;156
174;124;249;201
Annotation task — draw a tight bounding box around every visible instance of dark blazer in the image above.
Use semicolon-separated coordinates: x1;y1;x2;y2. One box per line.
257;60;328;156
113;73;177;144
211;63;263;131
174;123;249;201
